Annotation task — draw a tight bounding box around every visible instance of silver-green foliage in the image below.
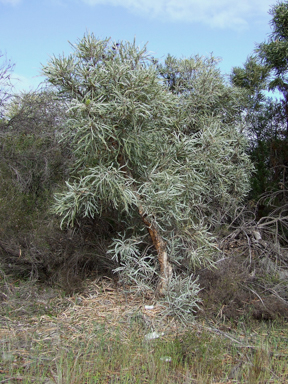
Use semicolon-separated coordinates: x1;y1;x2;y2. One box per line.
161;274;202;324
108;234;157;291
42;34;252;273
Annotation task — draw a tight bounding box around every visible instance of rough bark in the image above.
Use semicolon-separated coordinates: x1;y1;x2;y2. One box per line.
138;205;173;296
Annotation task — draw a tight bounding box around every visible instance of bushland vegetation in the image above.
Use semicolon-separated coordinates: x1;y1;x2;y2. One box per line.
1;2;288;383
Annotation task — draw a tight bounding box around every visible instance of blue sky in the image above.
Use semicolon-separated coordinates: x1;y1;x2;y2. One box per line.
0;0;278;92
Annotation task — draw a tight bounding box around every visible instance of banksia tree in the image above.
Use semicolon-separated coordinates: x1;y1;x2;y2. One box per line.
42;34;252;297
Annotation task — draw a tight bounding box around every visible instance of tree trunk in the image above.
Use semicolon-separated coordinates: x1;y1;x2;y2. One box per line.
284;95;288;138
138;205;172;296
117;152;172;295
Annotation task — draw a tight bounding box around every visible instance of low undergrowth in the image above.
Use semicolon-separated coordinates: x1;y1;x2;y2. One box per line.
1;275;288;383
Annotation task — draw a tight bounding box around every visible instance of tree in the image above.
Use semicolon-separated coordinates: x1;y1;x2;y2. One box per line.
231;3;288;203
231;56;270;109
246;100;287;202
0;51;14;119
255;1;288;201
42;34;252;296
0;89;69;198
0;89;72;279
0;88;70;238
230;57;283;200
159;54;247;130
158;54;252;226
257;0;288;133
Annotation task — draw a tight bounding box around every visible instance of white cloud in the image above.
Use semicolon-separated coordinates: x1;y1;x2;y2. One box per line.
81;0;273;30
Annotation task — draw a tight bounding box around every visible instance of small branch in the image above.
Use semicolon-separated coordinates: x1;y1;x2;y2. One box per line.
261;285;288;307
0;240;22;258
241;284;269;311
197;323;255;348
257;216;288;227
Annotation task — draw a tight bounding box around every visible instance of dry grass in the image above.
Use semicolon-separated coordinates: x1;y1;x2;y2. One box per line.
1;275;288;383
